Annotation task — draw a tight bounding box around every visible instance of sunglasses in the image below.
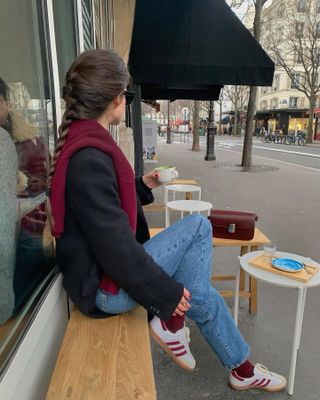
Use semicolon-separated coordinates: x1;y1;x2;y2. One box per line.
123;89;135;105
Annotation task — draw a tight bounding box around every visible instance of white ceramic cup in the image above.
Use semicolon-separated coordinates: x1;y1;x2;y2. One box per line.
155;166;179;183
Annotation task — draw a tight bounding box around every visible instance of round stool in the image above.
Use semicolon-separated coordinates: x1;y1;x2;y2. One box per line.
165;199;213;227
164;184;201;205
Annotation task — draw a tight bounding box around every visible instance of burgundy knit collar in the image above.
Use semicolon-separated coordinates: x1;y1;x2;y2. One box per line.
50;119;137;238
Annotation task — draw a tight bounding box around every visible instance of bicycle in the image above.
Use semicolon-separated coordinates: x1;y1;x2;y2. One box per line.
284;131;307;146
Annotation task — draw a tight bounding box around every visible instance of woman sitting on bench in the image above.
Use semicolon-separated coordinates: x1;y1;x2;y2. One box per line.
49;49;286;393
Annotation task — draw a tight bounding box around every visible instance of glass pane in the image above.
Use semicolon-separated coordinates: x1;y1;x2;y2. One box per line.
82;0;94;50
52;0;77;94
0;0;56;365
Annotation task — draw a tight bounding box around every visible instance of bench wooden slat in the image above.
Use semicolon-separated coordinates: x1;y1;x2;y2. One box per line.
46;306;157;400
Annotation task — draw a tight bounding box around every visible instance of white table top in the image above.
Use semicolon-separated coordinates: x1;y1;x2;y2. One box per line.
240;251;320;289
165;184;201;192
166;200;213;212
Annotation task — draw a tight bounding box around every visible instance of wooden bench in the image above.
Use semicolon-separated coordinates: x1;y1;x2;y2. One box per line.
46;306;157;400
149;227;271;314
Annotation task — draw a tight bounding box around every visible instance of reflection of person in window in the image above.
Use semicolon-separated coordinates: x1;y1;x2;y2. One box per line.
0;77;47;198
0;78;50;310
0;127;17;324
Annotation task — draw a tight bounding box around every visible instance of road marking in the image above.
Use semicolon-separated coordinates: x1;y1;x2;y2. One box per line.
226;142;320;159
217;147;320;172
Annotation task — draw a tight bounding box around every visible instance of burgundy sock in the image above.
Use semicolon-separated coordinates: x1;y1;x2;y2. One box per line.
164;314;185;333
232;360;255;378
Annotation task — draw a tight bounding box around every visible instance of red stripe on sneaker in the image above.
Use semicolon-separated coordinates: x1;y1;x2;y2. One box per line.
174;350;187;357
160;320;167;331
257;379;266;386
231;370;245;381
261;379;271;387
166;340;180;346
250;379;260;386
170;345;185;352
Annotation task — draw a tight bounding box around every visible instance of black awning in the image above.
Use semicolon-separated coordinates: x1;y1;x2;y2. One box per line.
141;84;222;101
128;0;274;100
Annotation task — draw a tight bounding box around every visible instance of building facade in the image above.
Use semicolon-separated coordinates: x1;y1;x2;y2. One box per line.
0;2;135;399
245;0;320;138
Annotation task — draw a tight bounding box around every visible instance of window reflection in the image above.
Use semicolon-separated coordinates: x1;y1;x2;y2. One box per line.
0;0;55;355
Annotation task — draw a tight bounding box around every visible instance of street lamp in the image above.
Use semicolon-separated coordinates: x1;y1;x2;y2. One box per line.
166;100;172;144
204;100;216;161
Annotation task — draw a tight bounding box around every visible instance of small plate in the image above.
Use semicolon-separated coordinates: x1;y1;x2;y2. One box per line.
272;258;304;273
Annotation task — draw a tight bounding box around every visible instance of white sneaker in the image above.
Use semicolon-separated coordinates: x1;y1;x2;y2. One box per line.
149;316;196;371
229;363;287;392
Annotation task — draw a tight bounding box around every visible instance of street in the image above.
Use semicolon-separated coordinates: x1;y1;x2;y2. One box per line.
161;134;320;170
146;137;320;400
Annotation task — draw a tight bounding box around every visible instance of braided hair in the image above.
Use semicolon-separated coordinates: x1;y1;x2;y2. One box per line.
49;50;129;183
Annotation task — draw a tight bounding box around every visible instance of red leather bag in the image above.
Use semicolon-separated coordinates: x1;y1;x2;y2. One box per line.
209;210;258;240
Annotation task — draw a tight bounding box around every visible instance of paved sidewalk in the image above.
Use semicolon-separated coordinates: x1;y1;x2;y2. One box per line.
144;139;320;400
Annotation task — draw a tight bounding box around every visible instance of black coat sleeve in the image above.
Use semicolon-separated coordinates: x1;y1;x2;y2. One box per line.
67;148;183;321
135;177;154;205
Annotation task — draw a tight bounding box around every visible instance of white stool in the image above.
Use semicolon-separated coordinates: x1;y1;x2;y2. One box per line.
164;184;201;205
165;200;213;227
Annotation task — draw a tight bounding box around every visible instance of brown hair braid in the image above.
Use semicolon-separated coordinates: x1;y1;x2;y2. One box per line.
49;50;129;183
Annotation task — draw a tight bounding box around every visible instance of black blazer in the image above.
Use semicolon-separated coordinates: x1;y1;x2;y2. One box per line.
56;148;183;321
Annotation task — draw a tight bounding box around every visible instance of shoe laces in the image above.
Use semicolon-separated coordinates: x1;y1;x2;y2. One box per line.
255;363;272;377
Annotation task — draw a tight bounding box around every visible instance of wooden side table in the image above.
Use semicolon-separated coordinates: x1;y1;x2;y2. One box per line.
149;227;271;314
212;228;271;313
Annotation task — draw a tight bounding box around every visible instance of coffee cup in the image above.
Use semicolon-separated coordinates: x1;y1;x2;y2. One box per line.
155;165;179;183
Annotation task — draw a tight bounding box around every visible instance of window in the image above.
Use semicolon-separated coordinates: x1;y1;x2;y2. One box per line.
317;0;320;12
52;0;77;93
291;73;301;89
271;98;279;109
295;51;303;64
289;97;299;108
297;0;307;12
0;0;56;362
82;0;94;50
260;100;268;110
273;75;280;91
296;22;304;38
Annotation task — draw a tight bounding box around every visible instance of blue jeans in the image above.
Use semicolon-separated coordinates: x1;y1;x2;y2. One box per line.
96;215;250;369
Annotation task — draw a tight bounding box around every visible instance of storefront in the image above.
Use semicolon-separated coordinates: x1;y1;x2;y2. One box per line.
255;109;309;133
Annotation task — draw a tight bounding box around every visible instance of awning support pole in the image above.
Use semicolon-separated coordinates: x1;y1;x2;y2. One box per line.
166;100;172;144
131;83;144;176
205;100;216;161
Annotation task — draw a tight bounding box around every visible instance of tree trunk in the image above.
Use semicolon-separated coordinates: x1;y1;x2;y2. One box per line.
241;86;257;168
307;95;315;143
241;0;263;168
192;100;200;151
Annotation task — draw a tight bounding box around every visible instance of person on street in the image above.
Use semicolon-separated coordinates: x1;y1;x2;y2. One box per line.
49;49;286;392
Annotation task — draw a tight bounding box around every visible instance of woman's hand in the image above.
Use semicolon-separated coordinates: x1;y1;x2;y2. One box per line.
142;170;161;189
173;288;191;316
